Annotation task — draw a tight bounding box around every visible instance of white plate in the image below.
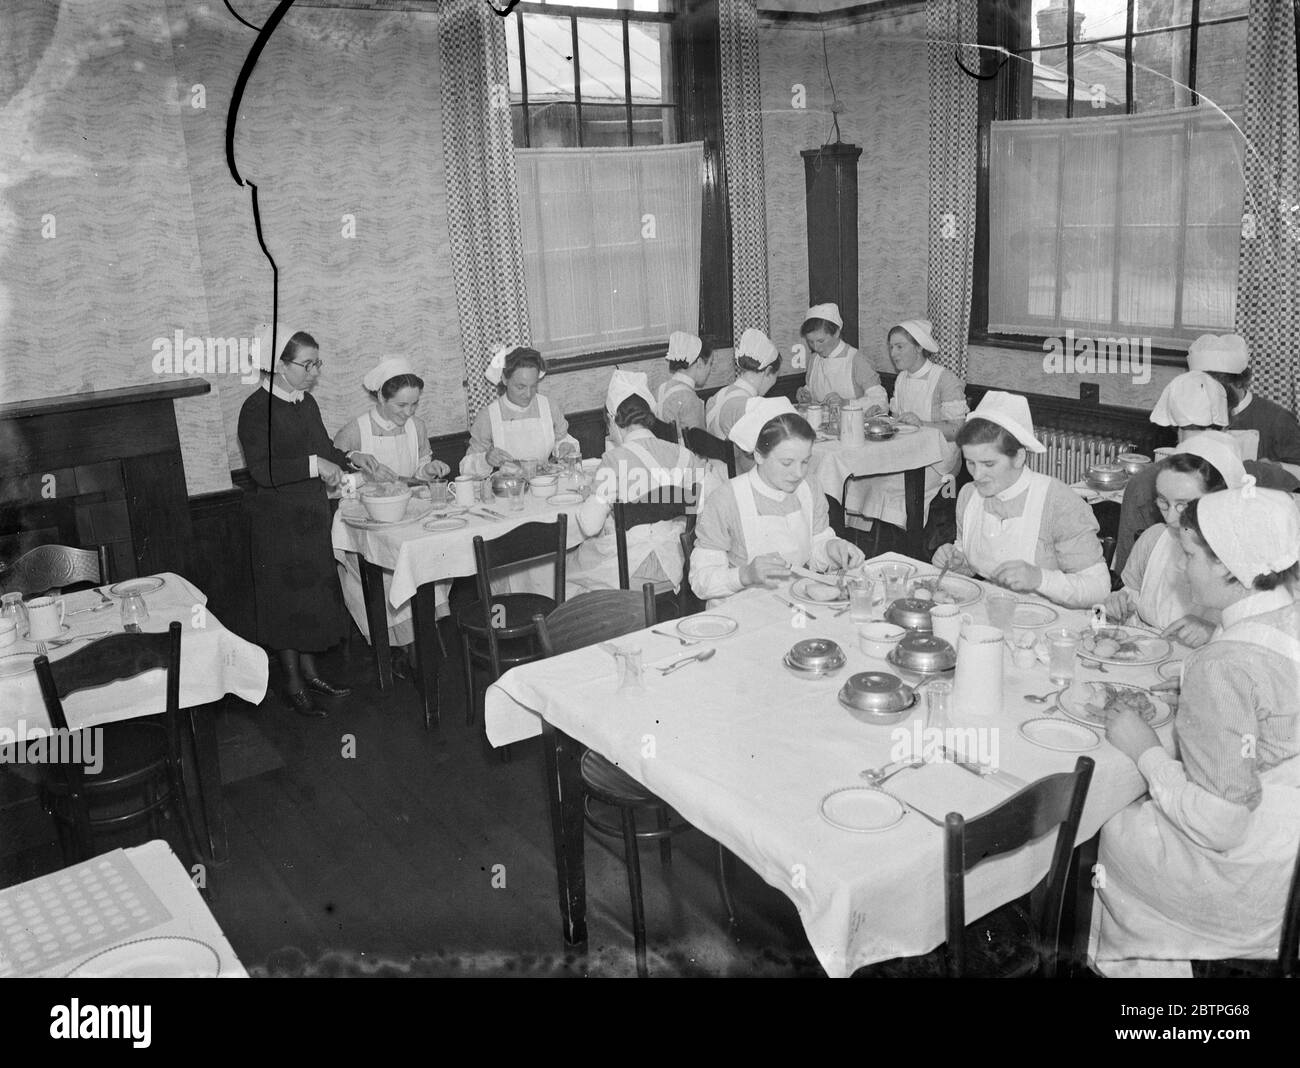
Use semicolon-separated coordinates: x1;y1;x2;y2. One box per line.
108;576;165;597
550;491;584;506
65;936;221;978
423;517;468;532
21;623;72;641
1077;625;1172;666
677;614;738;640
0;652;37;678
1156;660;1183;682
819;787;905;833
1056;682;1174;729
427;505;469;518
789;577;848;607
1018;717;1100;752
341;500;435;529
906;573;982;608
890;423;920;435
1012;601;1058;628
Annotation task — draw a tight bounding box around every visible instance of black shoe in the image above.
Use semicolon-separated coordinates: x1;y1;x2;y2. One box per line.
284;690;327;718
304;675;352;698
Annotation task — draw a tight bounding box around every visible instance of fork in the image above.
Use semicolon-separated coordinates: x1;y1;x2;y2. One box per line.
47;630;112;649
859;760;923;785
651;629;698;646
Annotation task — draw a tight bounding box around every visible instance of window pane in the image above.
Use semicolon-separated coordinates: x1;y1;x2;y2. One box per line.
1182;225;1238;328
523;13;575;101
631;105;675;145
529;101;578;147
1198;0;1249;18
1060;227;1114;325
629;21;672;105
1118;226;1179;328
1194;19;1248;110
1073;41;1127;111
505;14;523;97
1132;29;1192;111
1122;126;1183;227
1029;47;1078;119
576;17;626;107
1135;0;1192;31
1031;0;1070;47
1076;2;1129;43
581;103;629;147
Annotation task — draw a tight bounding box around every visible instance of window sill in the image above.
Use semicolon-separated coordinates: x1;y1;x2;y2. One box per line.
546;343;668;375
967;330;1191;369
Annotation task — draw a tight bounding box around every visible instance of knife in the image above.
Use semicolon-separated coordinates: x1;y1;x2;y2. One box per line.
790;566;844;590
941;747;1026;790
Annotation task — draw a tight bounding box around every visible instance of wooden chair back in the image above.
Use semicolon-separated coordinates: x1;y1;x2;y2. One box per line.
682;427;736;479
944;755;1094;978
471;516;568;675
2;543;110;597
652;418;679;444
534;584;657;658
611;483;698;592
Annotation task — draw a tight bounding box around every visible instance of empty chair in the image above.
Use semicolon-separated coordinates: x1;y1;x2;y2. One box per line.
28;622;204;867
856;756;1094;977
1;543;111;597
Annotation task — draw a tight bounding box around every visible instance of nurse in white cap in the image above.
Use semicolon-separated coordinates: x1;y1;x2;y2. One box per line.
1093;486;1300;977
795;303;887;412
703;328;781;442
462;346;579;477
568;370;712;596
657;331;711;432
691;396;863;604
932;391;1110;607
1189;332;1300;466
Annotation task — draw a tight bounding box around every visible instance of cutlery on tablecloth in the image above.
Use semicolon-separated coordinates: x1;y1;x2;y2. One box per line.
476;507;507;520
656;648;716;675
870;786;945;828
45;630;112;649
95;587;114;607
859;760;922;786
1023;689;1061;705
651;629;698;647
68;602;116;617
940;747;1027;790
773;594;817;620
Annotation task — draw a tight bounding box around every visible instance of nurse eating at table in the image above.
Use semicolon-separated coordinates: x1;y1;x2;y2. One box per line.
931;391;1110;608
1092;486;1300;978
794;302;887;412
461;345;579;476
690;396;864;605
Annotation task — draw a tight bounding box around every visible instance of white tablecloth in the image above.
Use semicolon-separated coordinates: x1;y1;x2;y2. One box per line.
1;839;245;977
806;428;947;503
0;573;268;737
483;552;1179;976
331;494;588;610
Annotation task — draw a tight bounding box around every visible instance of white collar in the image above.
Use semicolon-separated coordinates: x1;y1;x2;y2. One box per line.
820;340;849;361
1233;391;1253;415
1220;586;1293;630
747;466;795;502
732;378;759;397
370;408;399;431
671;370;696;386
994;466;1032;502
262;376;305;404
500;395;536;414
900;359;934;380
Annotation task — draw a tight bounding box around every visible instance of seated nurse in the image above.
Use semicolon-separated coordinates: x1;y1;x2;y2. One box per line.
794;302;887;412
461;345;579;476
691;396;864;605
932;391;1110;608
1104;431;1247;646
1092;487;1300;978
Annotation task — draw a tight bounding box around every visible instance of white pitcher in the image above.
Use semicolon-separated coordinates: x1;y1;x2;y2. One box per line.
953;623;1004;719
839;405;865;446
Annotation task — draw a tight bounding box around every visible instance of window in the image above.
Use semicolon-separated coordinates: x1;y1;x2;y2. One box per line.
504;1;679;149
974;0;1251;351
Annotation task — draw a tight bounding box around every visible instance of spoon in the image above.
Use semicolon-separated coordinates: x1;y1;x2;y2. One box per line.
652;628;698;647
926;557;954;597
657;648;717;675
1023;689;1060;705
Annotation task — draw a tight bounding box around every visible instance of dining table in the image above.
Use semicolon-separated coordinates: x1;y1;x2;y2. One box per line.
483;552;1187;976
0;573;269;865
807;426;948;556
331;490;590;724
0;839;245;977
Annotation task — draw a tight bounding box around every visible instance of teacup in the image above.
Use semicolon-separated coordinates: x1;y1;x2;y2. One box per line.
930;603;975;648
451;476;477;505
26;596;66;640
0;617;15;648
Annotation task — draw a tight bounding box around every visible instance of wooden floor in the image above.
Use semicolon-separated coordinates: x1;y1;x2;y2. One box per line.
2;616;827;978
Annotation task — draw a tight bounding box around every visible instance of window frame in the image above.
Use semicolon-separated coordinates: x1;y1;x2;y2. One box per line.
970;0;1251;364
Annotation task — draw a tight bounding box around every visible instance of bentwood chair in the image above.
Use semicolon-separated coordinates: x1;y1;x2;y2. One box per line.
29;622;204;868
682;427;736;479
1192;838;1300;978
611;484;698;620
651;418;679;445
458;515;568;731
0;543;112;597
855;756;1094;978
532;586;735;978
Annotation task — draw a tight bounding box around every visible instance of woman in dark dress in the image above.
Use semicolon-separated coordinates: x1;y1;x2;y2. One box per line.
237;330;375;716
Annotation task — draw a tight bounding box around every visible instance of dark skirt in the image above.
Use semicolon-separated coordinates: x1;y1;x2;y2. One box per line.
246;483;349;652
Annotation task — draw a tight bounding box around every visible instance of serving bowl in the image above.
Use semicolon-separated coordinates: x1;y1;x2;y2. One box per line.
888;633;956;674
786;638;846;672
359;482;412;522
529;474;559;498
1086;463;1128;491
858;622;906;658
838;671;917;724
864;418;896;440
1117;452;1152;476
884;598;934;633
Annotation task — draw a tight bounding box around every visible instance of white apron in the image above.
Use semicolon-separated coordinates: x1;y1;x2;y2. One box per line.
1136;527;1200;630
959;470;1050;581
489;395;556;463
734;474;814;570
705;381;754;438
807;342;858;403
337;412;445;646
1095;622;1300;973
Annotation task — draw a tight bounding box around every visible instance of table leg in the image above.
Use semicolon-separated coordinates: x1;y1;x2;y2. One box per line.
360;558;393;691
411;581;441;729
542;722;587;955
903;466;926;559
186;702;227;865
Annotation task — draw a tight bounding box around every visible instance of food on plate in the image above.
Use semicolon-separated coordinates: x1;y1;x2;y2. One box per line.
804;583;844;603
1079;626;1149;661
1066;682;1161;724
909;581;957;605
360;480;407;498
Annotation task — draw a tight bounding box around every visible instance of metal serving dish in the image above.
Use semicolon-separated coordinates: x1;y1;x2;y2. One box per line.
786;638;847;671
1086;462;1128;489
887;633;957;675
864;418;896;440
838;671;917;724
884;598;934;633
1117;452;1152;476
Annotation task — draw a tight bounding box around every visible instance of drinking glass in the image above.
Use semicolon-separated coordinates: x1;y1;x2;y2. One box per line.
427;478;448;507
986;590;1017;637
0;592;27;633
880;563;911;603
848;576;876;624
120;591;149;629
615;648;645;692
506;479;527;513
1046;627;1079;687
925;680;953;730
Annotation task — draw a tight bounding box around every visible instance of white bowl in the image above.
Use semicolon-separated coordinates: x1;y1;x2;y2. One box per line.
529;474;559;498
858;622;906;659
360;485;412;522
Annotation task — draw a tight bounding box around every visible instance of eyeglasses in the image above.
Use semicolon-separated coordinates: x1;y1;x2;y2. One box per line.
1155;496;1191;515
286;359;323;372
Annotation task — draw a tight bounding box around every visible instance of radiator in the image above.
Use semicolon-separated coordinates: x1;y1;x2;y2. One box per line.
1025;429;1132;486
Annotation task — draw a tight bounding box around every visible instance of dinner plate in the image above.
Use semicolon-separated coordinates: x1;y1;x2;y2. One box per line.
1018;717;1100;753
1012;601;1058;628
0;652;38;678
65;936;221;978
1077;624;1171;666
676;614;738;640
890;423;920;435
423;517;468;532
428;505;469;518
550;491;585;506
819;787;905;833
905;573;982;608
340;500;435;530
1156;659;1183;683
789;577;848;608
1055;681;1174;729
21;623;72;641
108;576;165;597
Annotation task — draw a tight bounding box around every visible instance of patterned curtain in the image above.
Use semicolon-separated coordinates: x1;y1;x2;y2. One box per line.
1233;0;1299;414
438;0;531;422
925;0;979;378
718;0;768;343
